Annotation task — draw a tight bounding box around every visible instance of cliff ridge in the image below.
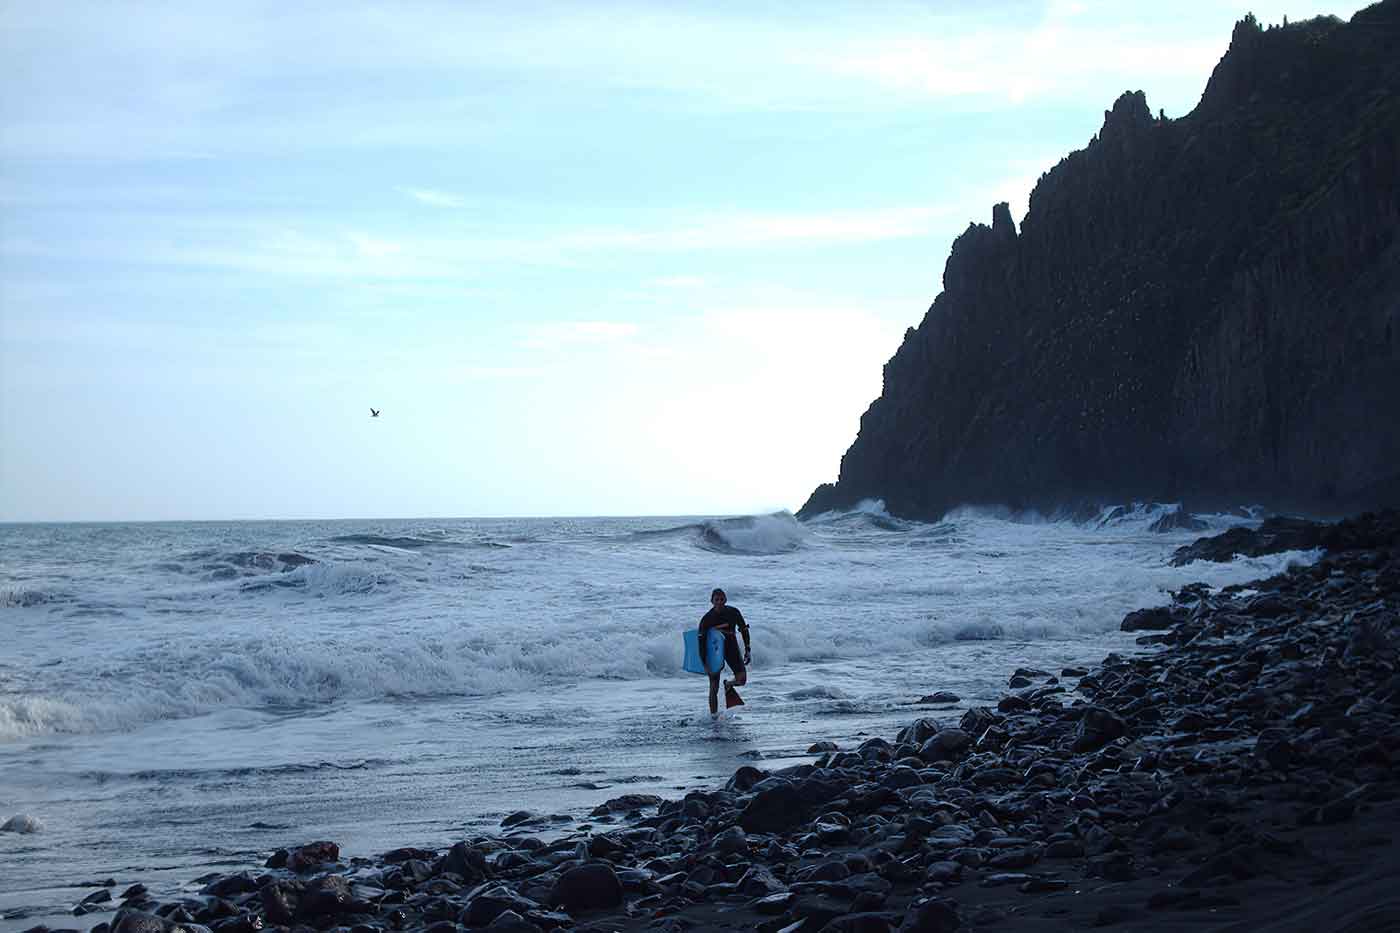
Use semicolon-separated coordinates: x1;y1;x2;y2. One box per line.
800;3;1400;520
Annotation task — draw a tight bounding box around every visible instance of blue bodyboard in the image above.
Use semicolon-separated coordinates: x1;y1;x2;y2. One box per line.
682;629;726;675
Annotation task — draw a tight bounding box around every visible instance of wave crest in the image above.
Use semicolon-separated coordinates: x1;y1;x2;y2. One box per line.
698;513;808;554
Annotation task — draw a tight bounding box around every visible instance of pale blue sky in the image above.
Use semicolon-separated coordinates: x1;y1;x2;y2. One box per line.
0;1;1369;520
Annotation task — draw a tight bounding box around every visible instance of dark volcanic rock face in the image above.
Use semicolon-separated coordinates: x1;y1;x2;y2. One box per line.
801;5;1400;521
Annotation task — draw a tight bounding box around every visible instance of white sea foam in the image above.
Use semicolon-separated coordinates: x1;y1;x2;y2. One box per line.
1;585;61;608
698;512;808;554
0;512;1314;741
942;503;1052;525
788;685;849;700
0;813;44;833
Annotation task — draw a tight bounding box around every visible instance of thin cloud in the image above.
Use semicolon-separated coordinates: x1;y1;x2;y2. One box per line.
562;206;948;252
0;204;950;285
649;275;706;289
821;26;1224;104
398;187;469;209
4;2;1345;160
348;232;403;258
522;320;640;351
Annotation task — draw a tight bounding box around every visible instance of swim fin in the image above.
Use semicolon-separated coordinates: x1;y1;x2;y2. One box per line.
724;684;745;708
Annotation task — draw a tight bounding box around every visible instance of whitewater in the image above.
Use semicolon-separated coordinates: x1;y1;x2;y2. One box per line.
0;505;1316;928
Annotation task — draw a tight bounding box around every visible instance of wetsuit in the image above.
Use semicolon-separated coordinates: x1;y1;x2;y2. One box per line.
698;605;750;676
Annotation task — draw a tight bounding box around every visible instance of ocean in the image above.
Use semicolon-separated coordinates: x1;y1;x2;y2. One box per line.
0;504;1317;928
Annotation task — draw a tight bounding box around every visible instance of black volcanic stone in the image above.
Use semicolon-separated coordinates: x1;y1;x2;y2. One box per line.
1073;707;1127;752
550;863;623;911
383;846;437;862
740;782;808;834
296;875;353;919
110;910;211;933
462;886;539;926
899;896;961;932
1121;607;1176;631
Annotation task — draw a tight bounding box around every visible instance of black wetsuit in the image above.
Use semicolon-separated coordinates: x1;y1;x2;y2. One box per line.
698;605;750;676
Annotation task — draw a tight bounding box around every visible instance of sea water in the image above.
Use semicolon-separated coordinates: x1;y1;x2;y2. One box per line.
0;505;1316;927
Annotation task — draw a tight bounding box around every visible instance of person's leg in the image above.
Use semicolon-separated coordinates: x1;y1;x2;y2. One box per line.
708;672;720;715
723;638;747;688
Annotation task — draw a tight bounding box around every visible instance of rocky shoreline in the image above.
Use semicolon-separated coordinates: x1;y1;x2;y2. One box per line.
26;512;1400;933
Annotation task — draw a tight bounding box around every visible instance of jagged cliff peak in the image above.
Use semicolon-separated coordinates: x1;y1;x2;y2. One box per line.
1195;9;1347;117
941;202;1018;295
1099;90;1153;141
991;202;1017;240
799;1;1400;521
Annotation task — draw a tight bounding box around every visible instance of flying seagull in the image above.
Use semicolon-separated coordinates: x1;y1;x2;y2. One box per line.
370;408;380;418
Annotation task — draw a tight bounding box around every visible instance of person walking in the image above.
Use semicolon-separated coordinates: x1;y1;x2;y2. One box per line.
699;587;750;715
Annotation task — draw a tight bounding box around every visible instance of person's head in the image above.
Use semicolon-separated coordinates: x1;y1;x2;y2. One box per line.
710;587;726;608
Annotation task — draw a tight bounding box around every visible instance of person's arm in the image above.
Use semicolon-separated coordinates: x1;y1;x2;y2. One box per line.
733;607;751;660
698;613;714;673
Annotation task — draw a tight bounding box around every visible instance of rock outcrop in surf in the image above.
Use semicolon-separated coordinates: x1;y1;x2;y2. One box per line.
800;4;1400;521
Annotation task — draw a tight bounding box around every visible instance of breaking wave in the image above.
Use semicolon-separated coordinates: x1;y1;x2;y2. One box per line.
802;499;914;533
697;513;808;554
0;508;1316;741
236;561;396;596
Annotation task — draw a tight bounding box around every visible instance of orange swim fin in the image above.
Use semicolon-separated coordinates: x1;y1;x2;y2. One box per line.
724;684;745;708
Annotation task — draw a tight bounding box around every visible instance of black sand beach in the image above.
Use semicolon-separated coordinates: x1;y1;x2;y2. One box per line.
27;511;1400;933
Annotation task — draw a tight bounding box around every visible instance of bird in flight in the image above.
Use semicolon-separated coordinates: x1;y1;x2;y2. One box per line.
370;408;380;418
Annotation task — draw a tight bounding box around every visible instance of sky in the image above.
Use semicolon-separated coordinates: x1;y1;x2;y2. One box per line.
0;0;1372;521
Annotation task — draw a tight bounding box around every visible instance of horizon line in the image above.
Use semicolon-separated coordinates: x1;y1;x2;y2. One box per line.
0;507;805;526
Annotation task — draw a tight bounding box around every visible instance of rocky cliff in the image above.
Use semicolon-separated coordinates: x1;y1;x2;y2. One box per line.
800;4;1400;521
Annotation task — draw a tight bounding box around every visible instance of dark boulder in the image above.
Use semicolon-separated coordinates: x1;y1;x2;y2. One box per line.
209;916;262;933
738;864;786;897
463;886;539;926
918;729;972;762
1073;707;1127;753
110;910;212;933
284;841;339;873
487;910;543;933
258;883;298;927
959;708;997;735
550;863;623;911
727;765;769;792
442;841;490;880
790;896;850;929
296;875;354;920
899;897;961;932
589;794;662;815
1170;517;1326;566
997;695;1030;713
1121;607;1177;631
200;874;260;899
896;718;942;745
383;846;437;863
739;781;808;834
